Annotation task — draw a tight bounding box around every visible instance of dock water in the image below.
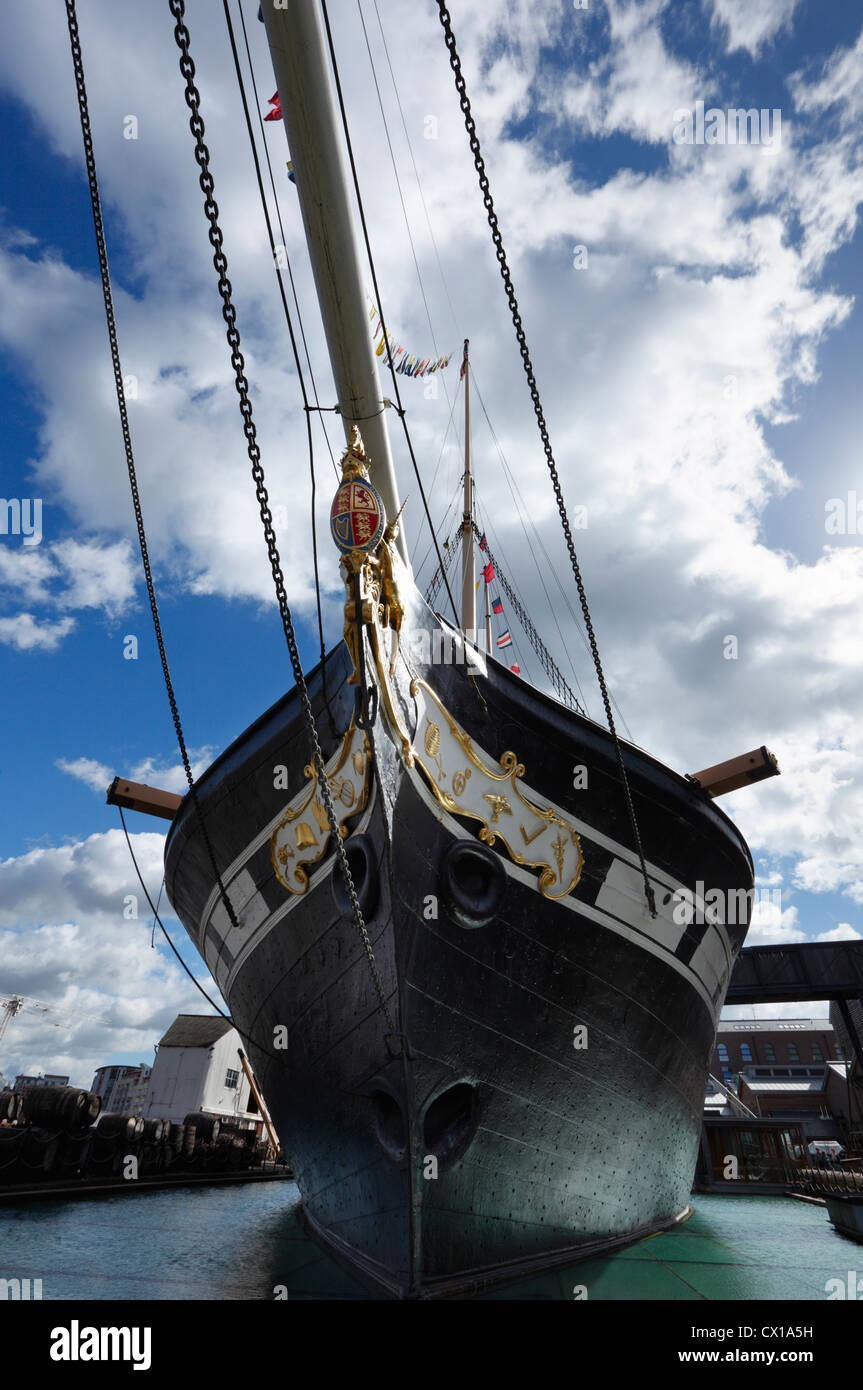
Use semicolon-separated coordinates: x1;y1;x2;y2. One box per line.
0;1186;856;1300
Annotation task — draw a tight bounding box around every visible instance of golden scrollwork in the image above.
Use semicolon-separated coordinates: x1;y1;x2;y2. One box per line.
270;723;371;895
409;678;584;899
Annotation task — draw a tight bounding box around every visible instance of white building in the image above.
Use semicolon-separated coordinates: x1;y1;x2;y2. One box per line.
142;1015;263;1132
90;1063;151;1113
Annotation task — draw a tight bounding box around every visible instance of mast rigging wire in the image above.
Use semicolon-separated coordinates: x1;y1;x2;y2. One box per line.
356;0;465;537
319;0;460;631
436;0;655;917
472;520;581;711
356;1;447;400
364;0;599;723
169;0;396;1038
118;807;277;1060
234;0;340;486
470;370;593;717
368;0;461;340
223;0;325;666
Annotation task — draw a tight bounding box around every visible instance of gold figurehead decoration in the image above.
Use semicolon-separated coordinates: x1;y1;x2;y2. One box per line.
330;426;412;761
326;429;583;902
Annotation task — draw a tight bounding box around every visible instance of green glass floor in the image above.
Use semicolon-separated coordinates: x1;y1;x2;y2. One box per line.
477;1194;856;1300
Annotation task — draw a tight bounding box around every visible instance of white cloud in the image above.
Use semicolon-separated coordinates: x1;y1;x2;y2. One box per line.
557;0;705;144
708;0;803;58
0;829;219;1088
0;613;75;651
57;750;216;796
815;923;862;943
0;539;138;649
790;29;863;128
744;899;805;946
0;547;56;604
55;757;114;793
51;539;137;617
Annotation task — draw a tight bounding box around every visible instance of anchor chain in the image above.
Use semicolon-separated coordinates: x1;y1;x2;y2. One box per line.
436;0;656;918
168;0;397;1035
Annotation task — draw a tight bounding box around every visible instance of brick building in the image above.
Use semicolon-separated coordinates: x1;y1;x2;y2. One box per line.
710;1018;836;1086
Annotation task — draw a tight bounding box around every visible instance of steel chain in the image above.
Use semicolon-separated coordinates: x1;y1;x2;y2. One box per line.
436;1;656;917
64;0;243;941
168;1;396;1030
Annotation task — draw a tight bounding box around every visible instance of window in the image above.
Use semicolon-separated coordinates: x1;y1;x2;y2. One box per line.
787;1044;799;1062
763;1043;776;1062
811;1044;823;1061
718;1044;730;1062
225;1069;239;1090
740;1044;753;1063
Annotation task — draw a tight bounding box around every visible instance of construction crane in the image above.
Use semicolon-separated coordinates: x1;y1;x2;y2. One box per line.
0;996;24;1044
0;994;111;1044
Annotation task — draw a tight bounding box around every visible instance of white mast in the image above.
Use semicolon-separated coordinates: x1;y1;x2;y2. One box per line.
260;0;407;563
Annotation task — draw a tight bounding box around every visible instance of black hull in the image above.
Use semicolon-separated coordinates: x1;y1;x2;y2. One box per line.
165;581;752;1297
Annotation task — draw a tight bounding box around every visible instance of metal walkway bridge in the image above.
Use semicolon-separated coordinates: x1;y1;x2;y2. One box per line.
727;940;863;1065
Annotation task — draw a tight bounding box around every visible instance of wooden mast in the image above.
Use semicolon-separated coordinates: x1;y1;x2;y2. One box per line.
460;339;475;634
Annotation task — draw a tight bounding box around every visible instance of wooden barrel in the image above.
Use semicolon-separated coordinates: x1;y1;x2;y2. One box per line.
22;1086;100;1134
167;1122;185;1154
183;1112;220;1142
140;1118;164;1144
94;1113;137;1143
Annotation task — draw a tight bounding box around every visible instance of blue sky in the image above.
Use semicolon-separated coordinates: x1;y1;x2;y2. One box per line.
1;0;862;1086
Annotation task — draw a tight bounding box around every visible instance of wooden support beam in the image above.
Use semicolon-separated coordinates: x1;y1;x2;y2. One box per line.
238;1048;282;1160
688;746;780;799
106;776;182;822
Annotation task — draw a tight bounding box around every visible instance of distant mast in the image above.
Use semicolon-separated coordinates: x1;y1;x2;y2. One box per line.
460;339;475;634
260;0;407;563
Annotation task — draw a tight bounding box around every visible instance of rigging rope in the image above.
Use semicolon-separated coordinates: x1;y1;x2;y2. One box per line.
471;522;583;714
118;807;277;1060
435;1;656;917
368;0;461;341
470;369;593;719
319;0;460;632
168;0;396;1036
424;529;459;604
356;1;445;394
234;1;340;486
222;0;326;665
